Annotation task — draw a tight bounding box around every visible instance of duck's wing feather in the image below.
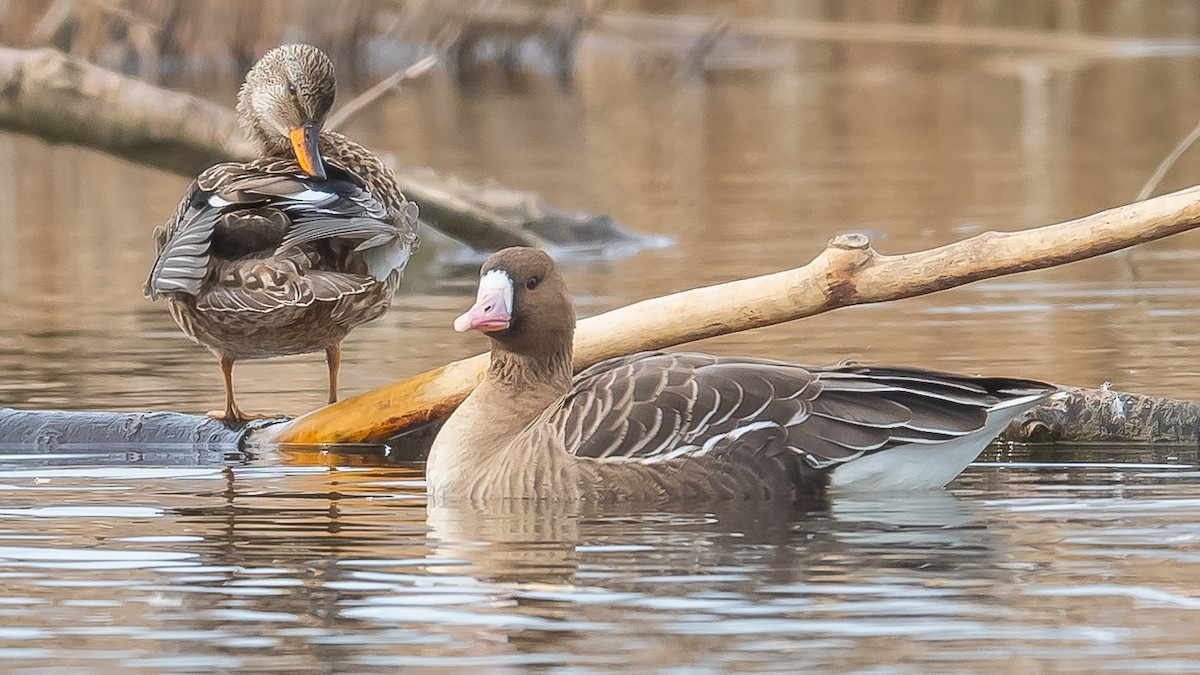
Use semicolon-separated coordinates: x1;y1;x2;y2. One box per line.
144;159;418;300
145;187;220;298
195;267;376;313
542;353;1052;470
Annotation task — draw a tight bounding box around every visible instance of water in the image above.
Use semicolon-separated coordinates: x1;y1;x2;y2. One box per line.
0;448;1199;671
3;7;1200;671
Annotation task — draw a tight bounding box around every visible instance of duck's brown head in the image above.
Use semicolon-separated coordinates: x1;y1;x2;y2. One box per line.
236;44;336;179
455;247;576;358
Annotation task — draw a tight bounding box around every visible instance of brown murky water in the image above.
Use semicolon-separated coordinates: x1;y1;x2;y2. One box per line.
2;10;1200;672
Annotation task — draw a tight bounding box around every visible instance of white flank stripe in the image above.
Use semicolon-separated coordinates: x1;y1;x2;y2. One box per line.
289;189;334;203
632;421;777;465
785;408;811;427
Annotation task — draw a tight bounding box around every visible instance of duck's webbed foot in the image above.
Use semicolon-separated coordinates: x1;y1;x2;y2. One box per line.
206;355;284;424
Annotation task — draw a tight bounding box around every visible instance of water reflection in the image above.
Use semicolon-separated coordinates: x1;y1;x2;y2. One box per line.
0;449;1197;669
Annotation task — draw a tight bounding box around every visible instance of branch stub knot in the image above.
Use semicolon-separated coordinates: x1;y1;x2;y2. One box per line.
830;233;870;250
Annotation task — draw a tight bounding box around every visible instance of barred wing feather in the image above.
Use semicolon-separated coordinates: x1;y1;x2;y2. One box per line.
541;353;1049;472
145;159;417;301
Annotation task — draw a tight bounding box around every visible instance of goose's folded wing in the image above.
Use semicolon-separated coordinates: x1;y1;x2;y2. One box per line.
545;354;1033;469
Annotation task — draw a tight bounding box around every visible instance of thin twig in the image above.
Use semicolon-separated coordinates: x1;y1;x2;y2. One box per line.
1137;117;1200;201
325;55;437;132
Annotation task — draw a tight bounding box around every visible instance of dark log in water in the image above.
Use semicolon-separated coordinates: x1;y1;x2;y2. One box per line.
1005;388;1200;444
0;408;246;451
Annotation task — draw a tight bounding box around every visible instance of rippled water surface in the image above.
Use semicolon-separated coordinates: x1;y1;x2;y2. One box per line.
3;3;1200;671
0;447;1199;672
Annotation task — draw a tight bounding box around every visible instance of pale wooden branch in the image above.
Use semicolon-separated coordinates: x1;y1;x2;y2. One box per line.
253;183;1200;446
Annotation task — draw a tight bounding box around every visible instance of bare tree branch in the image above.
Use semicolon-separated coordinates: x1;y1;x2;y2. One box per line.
325;55;437;132
0;46;248;174
1138;117;1200;201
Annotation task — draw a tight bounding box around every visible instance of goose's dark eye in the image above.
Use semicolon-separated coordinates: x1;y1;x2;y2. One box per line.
526;275;541;290
287;81;298;96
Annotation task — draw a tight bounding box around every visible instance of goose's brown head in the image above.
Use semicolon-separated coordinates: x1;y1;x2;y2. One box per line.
236;44;336;179
455;247;576;357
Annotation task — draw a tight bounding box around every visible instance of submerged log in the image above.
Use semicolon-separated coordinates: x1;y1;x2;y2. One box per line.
0;408;243;451
255;183;1200;446
1007;388;1200;444
0;46;642;252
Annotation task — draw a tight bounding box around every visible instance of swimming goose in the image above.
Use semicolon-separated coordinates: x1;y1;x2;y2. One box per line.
144;44;419;422
427;247;1058;503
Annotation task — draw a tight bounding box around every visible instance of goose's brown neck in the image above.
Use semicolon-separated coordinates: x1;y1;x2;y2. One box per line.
426;334;574;501
485;342;573;391
459;336;574;446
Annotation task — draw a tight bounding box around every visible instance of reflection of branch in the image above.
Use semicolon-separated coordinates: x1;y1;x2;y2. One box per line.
1137;118;1200;201
259;183;1200;445
326;55;437;132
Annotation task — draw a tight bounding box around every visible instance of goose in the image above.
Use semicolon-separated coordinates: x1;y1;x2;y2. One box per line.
144;44;419;422
427;247;1057;503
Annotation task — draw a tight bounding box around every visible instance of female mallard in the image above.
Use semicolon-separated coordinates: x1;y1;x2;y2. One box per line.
427;247;1058;503
144;44;419;422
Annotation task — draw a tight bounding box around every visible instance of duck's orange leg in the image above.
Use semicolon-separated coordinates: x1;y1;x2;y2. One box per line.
206;355;275;422
325;343;341;404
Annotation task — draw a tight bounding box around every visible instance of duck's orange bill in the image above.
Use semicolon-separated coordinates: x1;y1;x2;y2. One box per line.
288;122;327;179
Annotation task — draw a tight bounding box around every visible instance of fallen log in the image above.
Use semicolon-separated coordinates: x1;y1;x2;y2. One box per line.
0;46;245;175
0;46;643;252
1007;387;1200;444
253;183;1200;446
0;408;239;448
0;408;248;465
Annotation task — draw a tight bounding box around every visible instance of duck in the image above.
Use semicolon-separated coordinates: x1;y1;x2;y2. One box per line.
426;247;1058;503
144;44;419;422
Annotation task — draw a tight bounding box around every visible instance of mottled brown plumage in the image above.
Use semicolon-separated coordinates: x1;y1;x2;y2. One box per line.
145;44;419;421
427;247;1058;504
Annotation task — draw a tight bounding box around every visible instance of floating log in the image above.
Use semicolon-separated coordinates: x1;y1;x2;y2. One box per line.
254;183;1200;446
1007;387;1200;444
0;408;247;465
0;408;239;448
